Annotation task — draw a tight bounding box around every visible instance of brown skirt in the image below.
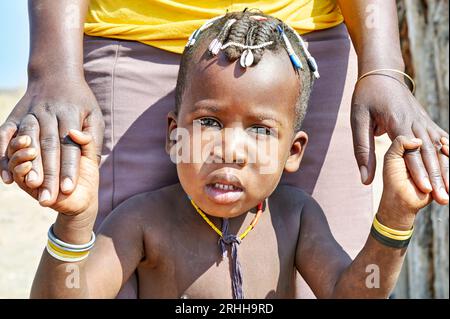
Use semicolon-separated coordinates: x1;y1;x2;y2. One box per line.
83;22;373;298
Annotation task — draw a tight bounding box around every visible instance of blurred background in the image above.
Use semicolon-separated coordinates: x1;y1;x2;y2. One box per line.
0;1;448;298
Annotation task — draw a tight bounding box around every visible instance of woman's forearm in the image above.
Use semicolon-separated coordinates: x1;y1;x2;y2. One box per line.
337;0;405;76
27;0;89;81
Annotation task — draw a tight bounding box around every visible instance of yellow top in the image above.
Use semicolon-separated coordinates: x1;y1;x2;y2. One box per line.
84;0;343;54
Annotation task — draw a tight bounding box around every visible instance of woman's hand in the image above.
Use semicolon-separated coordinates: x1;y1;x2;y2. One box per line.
0;77;104;206
377;136;448;230
351;75;449;205
7;129;99;216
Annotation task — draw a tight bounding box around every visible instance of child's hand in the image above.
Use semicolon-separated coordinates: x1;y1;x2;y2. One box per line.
379;136;448;227
7;130;99;216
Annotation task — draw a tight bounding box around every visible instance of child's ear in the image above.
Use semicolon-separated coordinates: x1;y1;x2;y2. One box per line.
284;131;308;173
165;111;178;155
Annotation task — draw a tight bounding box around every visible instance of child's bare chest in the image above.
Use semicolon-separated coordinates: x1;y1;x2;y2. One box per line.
137;213;299;298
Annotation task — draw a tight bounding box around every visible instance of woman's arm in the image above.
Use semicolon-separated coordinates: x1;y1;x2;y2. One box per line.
337;0;449;204
0;0;104;207
337;0;404;75
27;0;88;81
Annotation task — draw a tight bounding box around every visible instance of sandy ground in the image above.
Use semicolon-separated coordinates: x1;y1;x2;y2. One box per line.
0;89;390;298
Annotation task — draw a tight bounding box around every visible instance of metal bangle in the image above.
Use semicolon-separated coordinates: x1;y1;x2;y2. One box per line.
358;68;416;94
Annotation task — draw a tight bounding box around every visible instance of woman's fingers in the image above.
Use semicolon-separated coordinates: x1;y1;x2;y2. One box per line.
16;114;44;189
438;136;449;191
58;117;82;195
427;128;449;192
37;114;60;206
351;104;376;185
395;127;433;194
0;121;18;184
412;124;449;204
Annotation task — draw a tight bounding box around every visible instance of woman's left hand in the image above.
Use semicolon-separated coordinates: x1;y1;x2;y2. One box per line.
350;74;449;205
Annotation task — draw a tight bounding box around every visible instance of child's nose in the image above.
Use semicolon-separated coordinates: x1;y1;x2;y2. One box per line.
211;128;249;165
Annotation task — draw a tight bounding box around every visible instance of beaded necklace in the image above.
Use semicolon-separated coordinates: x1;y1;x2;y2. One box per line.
188;196;264;299
189;198;264;240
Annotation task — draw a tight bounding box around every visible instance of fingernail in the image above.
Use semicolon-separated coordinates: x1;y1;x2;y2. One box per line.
1;170;12;183
61;178;74;192
27;170;38;183
39;189;51;203
27;148;36;156
19;135;30;145
423;177;433;191
440;187;449;201
359;166;368;184
411;138;422;145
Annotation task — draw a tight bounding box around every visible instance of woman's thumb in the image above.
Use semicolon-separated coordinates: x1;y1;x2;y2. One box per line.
68;129;97;162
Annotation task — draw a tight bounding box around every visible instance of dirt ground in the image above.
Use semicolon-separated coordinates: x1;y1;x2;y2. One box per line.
0;89;390;298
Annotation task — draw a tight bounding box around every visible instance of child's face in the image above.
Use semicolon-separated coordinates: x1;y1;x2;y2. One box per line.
167;48;308;217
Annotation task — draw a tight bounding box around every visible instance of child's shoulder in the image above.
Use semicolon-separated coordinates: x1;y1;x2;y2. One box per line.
271;184;314;205
106;183;185;224
269;184;317;219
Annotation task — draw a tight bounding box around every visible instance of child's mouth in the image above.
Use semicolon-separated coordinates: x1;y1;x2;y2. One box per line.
204;182;244;204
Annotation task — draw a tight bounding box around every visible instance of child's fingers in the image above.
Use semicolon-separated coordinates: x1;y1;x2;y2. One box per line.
442;145;449;157
7;135;31;159
13;161;33;180
11;160;39;201
385;136;422;160
68;129;97;162
17;114;44;189
7;148;38;173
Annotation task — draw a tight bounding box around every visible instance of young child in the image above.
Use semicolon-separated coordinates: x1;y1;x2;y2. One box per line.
7;11;449;299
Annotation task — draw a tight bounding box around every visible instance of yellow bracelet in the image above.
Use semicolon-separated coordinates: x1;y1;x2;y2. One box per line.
373;216;413;236
46;240;90;262
358;68;416;94
373;215;413;241
372;223;412;241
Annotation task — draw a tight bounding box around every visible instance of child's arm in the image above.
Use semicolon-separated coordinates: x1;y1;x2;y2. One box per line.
8;131;143;298
295;136;448;298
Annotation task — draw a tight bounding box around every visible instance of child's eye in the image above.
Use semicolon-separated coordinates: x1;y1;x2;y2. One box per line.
249;126;274;136
198;118;222;129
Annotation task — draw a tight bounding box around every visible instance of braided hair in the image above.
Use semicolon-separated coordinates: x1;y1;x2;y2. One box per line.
175;10;317;131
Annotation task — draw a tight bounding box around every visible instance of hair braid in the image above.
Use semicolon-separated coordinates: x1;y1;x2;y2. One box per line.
224;13;253;60
252;20;278;64
176;10;317;131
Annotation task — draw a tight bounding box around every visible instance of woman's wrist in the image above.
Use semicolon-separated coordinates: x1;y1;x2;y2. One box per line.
27;59;86;84
357;52;405;75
